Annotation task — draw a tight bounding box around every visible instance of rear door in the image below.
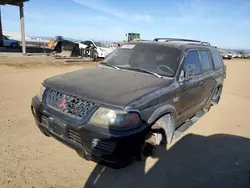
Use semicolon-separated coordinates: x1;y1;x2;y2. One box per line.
208;48;225;101
179;50;205;119
210;48;225;80
198;49;216;103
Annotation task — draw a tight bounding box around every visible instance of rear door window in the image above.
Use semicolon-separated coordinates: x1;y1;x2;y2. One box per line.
183;50;201;78
210;48;224;70
199;50;213;72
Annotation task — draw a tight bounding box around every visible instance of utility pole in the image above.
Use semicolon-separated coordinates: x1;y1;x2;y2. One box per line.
19;3;26;54
0;6;3;47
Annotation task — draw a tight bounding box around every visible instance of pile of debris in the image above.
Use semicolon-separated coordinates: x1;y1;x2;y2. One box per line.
51;40;98;61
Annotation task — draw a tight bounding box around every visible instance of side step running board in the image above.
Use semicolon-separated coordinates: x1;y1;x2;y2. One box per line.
173;110;206;140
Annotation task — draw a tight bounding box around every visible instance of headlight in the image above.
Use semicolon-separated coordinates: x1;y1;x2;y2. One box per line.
38;85;46;101
88;107;141;129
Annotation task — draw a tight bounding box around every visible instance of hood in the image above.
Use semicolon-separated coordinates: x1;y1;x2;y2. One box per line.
98;47;114;53
8;39;18;42
43;65;173;108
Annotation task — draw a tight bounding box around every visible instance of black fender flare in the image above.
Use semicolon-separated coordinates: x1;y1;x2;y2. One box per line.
147;104;177;144
147;104;177;125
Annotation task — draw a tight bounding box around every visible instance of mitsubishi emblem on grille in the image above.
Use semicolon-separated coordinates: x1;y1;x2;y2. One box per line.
59;98;67;110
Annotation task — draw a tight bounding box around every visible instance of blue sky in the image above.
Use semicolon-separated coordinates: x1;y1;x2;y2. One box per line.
2;0;250;49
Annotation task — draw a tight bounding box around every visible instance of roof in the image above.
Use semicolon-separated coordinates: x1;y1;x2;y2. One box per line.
0;0;29;6
130;39;217;51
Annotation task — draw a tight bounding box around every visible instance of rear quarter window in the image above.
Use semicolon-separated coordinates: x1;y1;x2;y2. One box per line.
210;48;224;70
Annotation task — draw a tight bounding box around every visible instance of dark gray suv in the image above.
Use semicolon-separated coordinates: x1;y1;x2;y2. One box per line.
31;38;226;168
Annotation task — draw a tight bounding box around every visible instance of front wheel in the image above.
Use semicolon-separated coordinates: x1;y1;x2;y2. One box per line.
152;113;175;144
93;52;98;61
136;113;176;161
10;42;19;48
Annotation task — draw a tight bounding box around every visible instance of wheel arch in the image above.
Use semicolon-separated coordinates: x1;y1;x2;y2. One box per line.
10;42;19;48
147;104;177;126
147;104;177;144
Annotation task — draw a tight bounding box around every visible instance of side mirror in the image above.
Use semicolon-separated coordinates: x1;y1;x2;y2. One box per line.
179;70;192;82
179;70;185;82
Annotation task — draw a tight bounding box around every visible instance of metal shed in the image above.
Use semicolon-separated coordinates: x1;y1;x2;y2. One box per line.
0;0;29;54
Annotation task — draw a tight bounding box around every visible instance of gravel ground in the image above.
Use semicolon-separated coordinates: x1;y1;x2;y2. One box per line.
0;59;250;188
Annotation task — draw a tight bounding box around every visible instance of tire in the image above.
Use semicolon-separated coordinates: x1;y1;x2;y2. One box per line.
10;42;19;48
93;52;98;61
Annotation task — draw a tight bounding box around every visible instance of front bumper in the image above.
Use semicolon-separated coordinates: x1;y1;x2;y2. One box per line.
98;53;110;58
31;96;150;168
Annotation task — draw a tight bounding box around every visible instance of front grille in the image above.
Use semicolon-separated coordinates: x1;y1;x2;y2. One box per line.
45;88;96;119
68;129;81;144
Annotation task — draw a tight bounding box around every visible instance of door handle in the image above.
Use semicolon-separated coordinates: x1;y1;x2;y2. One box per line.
199;81;204;87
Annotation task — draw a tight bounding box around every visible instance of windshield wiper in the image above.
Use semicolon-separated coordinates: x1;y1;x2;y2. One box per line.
124;67;163;78
100;62;120;70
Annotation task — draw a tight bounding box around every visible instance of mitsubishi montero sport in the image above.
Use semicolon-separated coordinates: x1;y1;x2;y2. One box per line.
31;38;226;168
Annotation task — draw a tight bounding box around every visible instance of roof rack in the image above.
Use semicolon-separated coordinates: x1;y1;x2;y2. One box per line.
153;38;211;46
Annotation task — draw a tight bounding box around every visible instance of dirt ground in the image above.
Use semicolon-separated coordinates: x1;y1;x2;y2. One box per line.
0;53;99;68
0;58;250;188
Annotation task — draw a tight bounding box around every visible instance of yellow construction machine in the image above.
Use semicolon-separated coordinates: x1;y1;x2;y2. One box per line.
48;39;56;49
123;32;141;43
47;36;64;49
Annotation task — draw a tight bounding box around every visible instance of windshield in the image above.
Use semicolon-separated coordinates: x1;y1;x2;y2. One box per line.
3;36;10;40
103;43;182;77
128;33;140;41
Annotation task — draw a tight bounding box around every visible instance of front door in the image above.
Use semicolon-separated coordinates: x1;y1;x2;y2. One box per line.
3;36;10;47
179;50;205;120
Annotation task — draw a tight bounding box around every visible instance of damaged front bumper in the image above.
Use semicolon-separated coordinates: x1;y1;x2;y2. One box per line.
31;96;150;168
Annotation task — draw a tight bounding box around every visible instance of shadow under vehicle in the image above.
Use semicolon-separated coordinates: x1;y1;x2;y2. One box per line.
84;133;250;188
